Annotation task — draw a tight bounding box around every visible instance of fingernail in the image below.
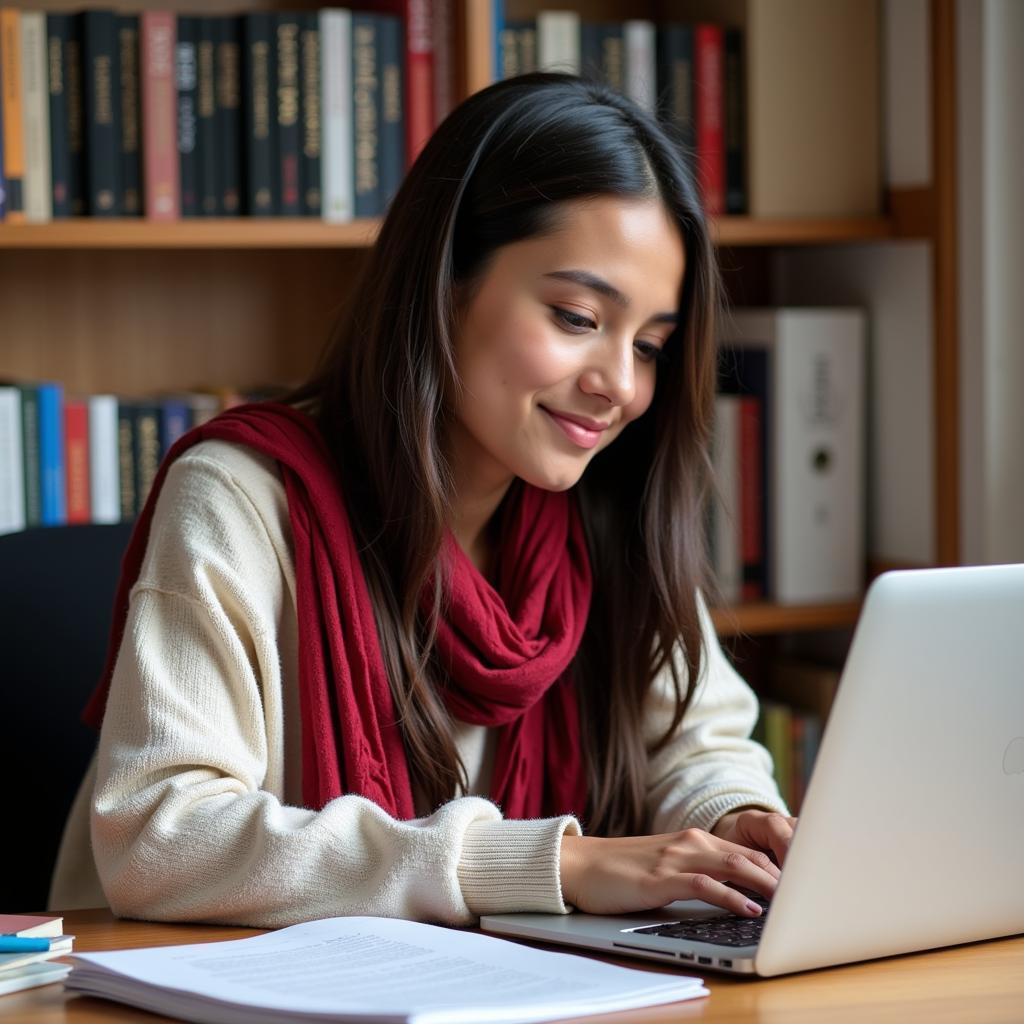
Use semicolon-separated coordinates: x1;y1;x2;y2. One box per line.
746;901;762;915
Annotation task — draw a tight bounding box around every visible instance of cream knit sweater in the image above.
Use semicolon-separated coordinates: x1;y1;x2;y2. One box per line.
49;439;789;927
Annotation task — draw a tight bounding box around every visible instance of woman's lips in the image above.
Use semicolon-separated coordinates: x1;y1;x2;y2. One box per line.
541;407;604;449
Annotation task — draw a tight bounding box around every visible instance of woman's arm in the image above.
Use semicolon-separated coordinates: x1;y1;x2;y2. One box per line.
90;443;578;928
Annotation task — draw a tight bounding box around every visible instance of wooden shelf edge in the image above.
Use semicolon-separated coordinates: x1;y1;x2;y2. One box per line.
0;218;381;249
710;599;863;638
0;215;895;250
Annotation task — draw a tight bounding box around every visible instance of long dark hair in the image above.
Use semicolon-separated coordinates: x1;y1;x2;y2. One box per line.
286;72;723;836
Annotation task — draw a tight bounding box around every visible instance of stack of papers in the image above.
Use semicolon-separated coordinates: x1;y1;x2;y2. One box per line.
66;915;708;1023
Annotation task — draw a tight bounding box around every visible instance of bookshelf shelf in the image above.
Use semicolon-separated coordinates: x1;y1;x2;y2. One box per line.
0;216;895;250
710;599;862;638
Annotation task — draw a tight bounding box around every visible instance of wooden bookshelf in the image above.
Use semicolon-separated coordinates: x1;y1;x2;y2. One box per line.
710;599;862;639
0;215;897;250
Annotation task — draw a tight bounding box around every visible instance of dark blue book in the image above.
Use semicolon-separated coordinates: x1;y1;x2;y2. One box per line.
378;13;403;214
352;12;380;218
724;28;747;214
275;12;301;216
117;14;142;215
117;403;137;520
298;12;320;217
36;383;66;526
216;16;243;215
197;16;220;215
47;14;84;218
657;23;695;174
160;398;190;452
83;10;122;215
243;12;276;215
0;50;5;220
176;15;199;216
581;22;624;93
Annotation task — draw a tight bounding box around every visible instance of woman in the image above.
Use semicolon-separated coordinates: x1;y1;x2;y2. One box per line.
51;73;794;927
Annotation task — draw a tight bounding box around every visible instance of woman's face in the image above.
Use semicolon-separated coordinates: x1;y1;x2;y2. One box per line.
449;195;686;495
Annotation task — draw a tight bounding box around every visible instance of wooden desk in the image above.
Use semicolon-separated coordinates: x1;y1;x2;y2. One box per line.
6;908;1024;1023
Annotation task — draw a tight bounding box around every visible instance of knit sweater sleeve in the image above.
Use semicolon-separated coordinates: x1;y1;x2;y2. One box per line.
642;593;791;836
90;443;579;929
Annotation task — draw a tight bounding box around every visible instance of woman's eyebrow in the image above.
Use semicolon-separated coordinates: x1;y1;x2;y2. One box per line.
542;269;678;323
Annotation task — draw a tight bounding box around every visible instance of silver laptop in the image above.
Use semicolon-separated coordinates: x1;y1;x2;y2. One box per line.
482;564;1024;976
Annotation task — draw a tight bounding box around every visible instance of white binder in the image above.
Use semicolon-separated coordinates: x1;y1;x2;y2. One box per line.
721;308;866;604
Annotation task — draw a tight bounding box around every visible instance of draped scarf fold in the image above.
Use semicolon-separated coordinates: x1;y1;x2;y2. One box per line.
83;402;592;820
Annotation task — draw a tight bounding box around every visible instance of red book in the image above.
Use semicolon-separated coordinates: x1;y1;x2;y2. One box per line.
141;11;180;220
739;395;763;600
694;23;725;216
63;399;91;524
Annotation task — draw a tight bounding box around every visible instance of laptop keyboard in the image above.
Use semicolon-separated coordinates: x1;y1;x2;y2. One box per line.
629;895;770;949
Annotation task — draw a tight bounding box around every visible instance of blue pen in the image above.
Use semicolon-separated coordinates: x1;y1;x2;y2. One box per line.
0;936;51;953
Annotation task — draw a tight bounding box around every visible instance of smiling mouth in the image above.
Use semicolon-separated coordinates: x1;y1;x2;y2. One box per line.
541;407;605;450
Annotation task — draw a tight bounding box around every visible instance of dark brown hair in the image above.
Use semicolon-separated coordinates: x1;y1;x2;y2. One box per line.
286;72;723;836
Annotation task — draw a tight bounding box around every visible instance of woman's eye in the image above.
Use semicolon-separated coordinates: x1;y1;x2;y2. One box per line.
552;307;596;332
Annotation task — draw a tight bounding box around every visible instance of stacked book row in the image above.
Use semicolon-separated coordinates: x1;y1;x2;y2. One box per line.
709;308;867;607
0;5;748;224
0;6;431;223
497;12;746;215
0;380;283;534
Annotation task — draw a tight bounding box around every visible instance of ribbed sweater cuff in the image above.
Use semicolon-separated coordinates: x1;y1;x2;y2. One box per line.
684;789;791;835
457;815;582;916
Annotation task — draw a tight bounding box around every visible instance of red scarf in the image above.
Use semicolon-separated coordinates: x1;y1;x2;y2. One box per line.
83;402;591;820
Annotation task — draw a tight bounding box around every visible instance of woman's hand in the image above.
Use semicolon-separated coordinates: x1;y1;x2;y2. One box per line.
559;829;780;918
710;808;799;869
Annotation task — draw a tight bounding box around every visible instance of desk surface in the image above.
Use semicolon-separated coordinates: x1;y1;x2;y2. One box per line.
6;909;1024;1023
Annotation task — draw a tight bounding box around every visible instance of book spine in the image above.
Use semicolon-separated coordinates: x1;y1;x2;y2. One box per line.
47;14;72;217
694;23;724;216
63;397;91;524
140;11;179;220
66;15;84;215
19;385;40;527
216;16;242;215
117;402;136;519
739;394;764;600
159;398;189;451
134;403;161;510
83;10;121;215
711;394;741;604
117;14;142;216
1;8;26;222
378;14;404;213
36;382;66;526
405;0;433;166
623;20;656;112
319;10;352;223
299;12;320;217
0;387;25;535
499;22;520;80
598;24;625;94
537;11;579;74
175;16;198;217
196;16;219;215
275;13;301;216
352;13;380;218
21;11;51;222
88;394;120;523
724;28;746;214
657;24;695;170
244;12;276;215
431;0;454;126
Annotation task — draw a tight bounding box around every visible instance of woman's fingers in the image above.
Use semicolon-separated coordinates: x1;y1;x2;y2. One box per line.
676;873;766;918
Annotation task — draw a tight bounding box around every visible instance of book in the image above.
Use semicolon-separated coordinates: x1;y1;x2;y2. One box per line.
175;14;198;216
47;12;84;218
723;308;866;604
20;10;51;223
623;19;656;111
298;12;320;217
244;12;276;215
377;13;404;214
319;8;353;222
83;10;121;215
0;962;71;996
1;7;26;222
117;13;141;216
352;12;380;218
216;16;242;215
275;12;301;216
0;385;25;535
88;394;120;523
65;915;708;1022
140;11;179;220
196;16;220;215
536;10;579;74
694;23;724;216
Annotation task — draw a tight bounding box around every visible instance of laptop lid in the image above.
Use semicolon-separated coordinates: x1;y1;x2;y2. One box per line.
754;563;1024;975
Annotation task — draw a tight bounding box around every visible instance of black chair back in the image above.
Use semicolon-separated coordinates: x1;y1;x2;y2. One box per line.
0;522;134;911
